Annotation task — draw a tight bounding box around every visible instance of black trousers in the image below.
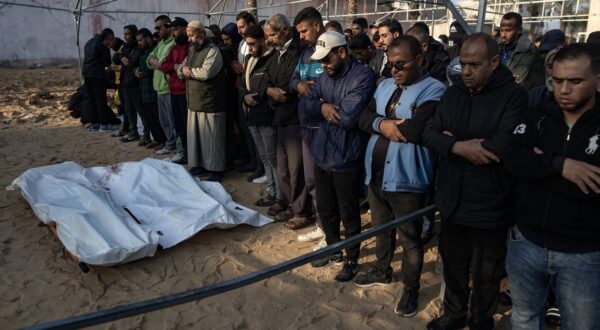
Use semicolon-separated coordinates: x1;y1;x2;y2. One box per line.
237;89;260;170
170;94;188;154
121;86;143;134
439;221;508;330
83;76;114;125
368;183;425;288
276;124;310;215
141;102;166;144
315;166;362;262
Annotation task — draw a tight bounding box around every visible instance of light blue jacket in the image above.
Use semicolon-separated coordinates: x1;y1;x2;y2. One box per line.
364;77;445;192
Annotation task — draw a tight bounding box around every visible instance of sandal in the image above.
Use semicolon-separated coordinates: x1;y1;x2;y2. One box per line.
284;216;315;230
256;195;276;207
268;200;287;216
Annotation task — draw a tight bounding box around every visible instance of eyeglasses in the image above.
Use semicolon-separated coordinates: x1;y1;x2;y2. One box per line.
386;57;416;71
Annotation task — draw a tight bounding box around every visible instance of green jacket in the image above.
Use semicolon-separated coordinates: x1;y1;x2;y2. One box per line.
501;34;545;90
147;36;175;94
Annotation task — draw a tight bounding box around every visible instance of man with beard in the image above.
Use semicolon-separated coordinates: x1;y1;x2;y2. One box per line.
178;21;226;182
499;12;544;89
423;33;528;330
356;35;445;317
406;22;450;83
160;17;189;164
304;32;375;282
135;28;166;150
113;24;145;141
241;25;282;209
352;17;369;36
147;15;177;155
82;28;117;131
505;43;600;330
374;19;403;81
259;13;311;226
287;6;325;240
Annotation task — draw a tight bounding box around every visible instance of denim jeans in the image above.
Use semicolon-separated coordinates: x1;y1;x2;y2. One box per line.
506;226;600;330
249;125;283;200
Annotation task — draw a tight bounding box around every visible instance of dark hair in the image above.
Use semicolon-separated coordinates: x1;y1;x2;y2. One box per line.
344;28;353;35
324;20;343;34
208;24;221;37
412;22;430;36
372;31;380;42
136;28;153;39
124;24;138;35
389;35;422;58
244;24;265;39
406;24;428;44
378;19;403;35
438;34;449;44
110;37;123;51
154;15;170;24
100;28;114;40
352;17;368;29
348;33;373;50
463;32;500;59
259;19;266;28
293;7;323;27
153;32;159;39
236;11;256;25
587;31;600;44
554;43;600;73
502;12;522;27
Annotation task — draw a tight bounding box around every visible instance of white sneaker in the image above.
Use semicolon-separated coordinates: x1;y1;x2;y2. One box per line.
170;153;184;162
298;226;325;242
252;175;268;184
312;237;327;251
155;147;175;155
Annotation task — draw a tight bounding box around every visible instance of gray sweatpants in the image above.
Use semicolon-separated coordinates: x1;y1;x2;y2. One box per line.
157;93;176;150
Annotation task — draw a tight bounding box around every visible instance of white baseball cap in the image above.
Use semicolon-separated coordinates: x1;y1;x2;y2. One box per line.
310;31;347;61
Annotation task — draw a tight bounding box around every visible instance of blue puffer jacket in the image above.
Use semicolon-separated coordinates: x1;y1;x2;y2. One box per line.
303;59;375;172
290;46;324;129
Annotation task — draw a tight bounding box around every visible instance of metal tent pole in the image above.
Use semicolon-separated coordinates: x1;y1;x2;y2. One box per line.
74;0;84;85
476;0;488;32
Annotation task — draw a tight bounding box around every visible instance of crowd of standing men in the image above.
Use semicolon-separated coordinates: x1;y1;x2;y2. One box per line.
79;8;600;330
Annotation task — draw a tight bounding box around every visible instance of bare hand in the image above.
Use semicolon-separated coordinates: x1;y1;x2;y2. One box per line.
182;66;192;78
296;81;314;97
121;57;130;66
148;58;159;68
267;87;287;103
379;119;406;142
230;61;243;75
321;103;340;124
134;68;142;78
562;158;600;194
244;93;258;107
452;139;500;165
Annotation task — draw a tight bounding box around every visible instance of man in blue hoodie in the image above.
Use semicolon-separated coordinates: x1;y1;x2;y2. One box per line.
303;32;375;282
356;35;446;317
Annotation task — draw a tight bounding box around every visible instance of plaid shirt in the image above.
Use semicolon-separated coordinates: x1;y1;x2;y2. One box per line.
140;45;158;104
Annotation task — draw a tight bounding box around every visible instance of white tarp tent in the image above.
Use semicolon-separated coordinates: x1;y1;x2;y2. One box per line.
11;158;272;266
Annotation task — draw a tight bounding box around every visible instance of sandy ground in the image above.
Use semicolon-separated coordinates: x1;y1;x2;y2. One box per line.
0;66;511;329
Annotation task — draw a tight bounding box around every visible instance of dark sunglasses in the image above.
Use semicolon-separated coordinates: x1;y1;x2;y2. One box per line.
155;24;170;31
319;47;342;64
386;57;416;71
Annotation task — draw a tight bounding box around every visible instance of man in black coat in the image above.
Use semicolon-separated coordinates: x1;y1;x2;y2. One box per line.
423;33;528;330
504;43;600;330
82;28;117;130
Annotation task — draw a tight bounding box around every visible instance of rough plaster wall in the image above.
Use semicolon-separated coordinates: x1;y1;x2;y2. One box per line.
0;0;309;62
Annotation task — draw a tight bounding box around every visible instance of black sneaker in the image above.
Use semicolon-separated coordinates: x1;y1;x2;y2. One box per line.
189;166;210;177
310;252;343;268
120;134;140;142
247;168;265;182
545;305;561;328
426;314;467;330
394;286;420;317
206;172;223;182
335;260;359;282
354;267;393;287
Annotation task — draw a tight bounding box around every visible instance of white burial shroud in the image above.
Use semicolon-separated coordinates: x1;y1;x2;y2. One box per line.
12;158;272;266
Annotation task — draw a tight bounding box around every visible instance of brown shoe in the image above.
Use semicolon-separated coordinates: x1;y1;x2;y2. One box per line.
146;141;160;149
268;200;287;216
274;210;293;222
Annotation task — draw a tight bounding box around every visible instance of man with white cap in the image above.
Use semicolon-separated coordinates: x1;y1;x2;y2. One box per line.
178;20;226;182
303;31;375;282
